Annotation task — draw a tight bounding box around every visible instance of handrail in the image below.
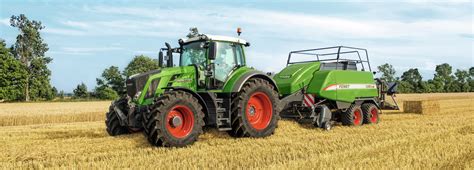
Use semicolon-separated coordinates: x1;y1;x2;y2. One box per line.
286;46;371;72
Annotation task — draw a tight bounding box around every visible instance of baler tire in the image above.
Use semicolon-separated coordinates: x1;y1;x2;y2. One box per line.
105;98;130;136
227;78;280;138
362;103;380;124
142;91;205;147
341;104;364;126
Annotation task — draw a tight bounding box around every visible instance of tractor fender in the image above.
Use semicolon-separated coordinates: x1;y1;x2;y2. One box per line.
354;98;381;108
161;87;211;118
231;70;279;93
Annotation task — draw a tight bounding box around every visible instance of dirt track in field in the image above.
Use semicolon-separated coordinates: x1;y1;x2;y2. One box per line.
0;93;473;168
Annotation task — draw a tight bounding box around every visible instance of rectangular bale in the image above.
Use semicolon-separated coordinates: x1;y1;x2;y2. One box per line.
403;100;440;114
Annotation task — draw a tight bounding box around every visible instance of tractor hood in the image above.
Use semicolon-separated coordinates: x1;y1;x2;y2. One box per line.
127;66;197;105
274;62;321;95
126;69;161;98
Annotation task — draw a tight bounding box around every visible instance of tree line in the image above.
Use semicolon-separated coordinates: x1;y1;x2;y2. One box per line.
0;14;473;102
72;55;160;100
378;63;473;93
0;14;160;101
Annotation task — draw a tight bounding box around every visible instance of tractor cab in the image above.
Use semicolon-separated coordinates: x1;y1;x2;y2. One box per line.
157;34;250;90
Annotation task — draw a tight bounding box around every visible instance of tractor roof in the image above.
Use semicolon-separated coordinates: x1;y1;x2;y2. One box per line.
180;34;247;45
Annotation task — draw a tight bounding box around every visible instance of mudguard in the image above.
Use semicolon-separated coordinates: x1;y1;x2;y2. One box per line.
230;70;279;93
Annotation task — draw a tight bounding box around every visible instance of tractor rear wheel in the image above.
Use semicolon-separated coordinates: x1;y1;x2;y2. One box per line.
105;98;130;136
142;91;205;147
362;103;380;124
228;78;280;138
341;104;363;126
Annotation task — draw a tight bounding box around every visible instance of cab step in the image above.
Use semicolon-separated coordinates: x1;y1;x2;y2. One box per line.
215;98;232;131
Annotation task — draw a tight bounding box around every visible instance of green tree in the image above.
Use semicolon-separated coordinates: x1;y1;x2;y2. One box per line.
420;81;435;93
469;67;474;92
453;69;470;92
0;40;28;101
73;83;89;98
96;66;125;95
397;81;413;93
51;87;58;97
59;90;65;99
94;86;119;100
10;14;53;101
123;55;160;77
400;68;423;93
432;63;454;92
377;63;397;82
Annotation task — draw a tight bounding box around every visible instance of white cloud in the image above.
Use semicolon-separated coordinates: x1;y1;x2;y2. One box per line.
134;50;158;55
43;28;86;36
0;18;9;26
70;5;471;41
49;46;123;55
62;21;91;29
62;47;122;53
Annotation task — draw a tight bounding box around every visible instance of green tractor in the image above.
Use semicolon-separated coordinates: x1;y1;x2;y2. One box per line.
274;46;398;130
106;33;280;147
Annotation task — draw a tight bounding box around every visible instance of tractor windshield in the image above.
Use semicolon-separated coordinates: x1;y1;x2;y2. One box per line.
180;42;207;67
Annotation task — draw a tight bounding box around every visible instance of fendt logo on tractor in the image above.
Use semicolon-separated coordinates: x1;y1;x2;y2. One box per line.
105;28;399;147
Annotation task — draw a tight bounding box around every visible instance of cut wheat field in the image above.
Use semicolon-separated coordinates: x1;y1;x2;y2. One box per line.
0;93;473;169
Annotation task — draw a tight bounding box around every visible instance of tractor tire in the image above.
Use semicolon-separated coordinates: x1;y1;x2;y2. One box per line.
362;103;380;124
105;98;130;136
228;78;280;138
142;91;205;147
341;104;364;126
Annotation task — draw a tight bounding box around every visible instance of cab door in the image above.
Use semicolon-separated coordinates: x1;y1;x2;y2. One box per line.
208;42;244;89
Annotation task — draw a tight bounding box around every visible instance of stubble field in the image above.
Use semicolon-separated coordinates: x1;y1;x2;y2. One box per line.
0;93;473;168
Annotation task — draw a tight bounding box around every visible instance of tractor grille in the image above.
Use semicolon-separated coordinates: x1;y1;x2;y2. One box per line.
126;69;161;98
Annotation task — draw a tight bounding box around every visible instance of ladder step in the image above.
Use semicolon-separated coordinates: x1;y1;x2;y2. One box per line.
218;127;232;131
217;108;226;113
215;97;231;131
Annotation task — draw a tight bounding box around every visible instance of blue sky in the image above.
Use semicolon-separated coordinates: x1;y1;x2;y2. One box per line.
1;0;472;92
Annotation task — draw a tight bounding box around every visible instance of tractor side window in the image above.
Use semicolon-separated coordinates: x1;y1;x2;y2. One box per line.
214;42;236;83
235;45;245;66
180;42;207;68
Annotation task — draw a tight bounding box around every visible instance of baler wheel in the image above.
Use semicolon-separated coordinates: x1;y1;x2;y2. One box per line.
105;98;130;136
362;103;380;124
341;104;364;126
142;91;205;147
228;78;280;138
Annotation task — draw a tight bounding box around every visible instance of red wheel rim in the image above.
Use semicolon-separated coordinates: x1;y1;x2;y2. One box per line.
246;92;273;130
165;105;194;138
370;107;378;123
353;109;362;126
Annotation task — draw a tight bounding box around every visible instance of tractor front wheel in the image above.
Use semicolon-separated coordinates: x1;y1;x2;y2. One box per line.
105;98;130;136
362;103;380;124
228;78;280;138
341;104;364;126
142;91;205;147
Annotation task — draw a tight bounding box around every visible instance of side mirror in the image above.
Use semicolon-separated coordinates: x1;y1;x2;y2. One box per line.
208;42;216;60
158;51;163;67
